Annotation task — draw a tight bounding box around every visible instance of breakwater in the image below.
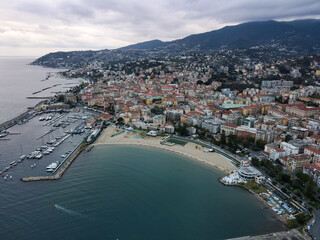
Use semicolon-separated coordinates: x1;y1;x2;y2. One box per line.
0;110;31;131
0;100;47;131
21;141;86;182
26;96;53;100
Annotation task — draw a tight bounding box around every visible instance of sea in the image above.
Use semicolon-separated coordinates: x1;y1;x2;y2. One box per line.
0;145;286;240
0;57;81;124
0;58;286;239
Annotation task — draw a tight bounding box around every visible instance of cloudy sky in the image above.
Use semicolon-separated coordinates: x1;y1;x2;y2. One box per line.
0;0;319;56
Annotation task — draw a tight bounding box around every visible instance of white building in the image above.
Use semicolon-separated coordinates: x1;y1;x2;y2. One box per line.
280;142;299;156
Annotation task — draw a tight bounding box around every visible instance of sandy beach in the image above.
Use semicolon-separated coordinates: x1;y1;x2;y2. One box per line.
94;127;237;175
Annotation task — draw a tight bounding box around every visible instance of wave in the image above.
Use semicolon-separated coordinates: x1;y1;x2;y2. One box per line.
53;204;82;217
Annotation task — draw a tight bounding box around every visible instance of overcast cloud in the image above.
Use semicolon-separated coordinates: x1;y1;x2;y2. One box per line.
0;0;319;56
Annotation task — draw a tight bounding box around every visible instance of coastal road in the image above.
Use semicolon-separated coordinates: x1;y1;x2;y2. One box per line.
310;210;320;239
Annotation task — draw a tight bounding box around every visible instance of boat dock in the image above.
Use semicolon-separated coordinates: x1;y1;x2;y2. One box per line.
21;140;86;182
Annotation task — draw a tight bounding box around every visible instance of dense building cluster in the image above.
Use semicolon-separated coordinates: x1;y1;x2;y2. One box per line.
58;51;320;188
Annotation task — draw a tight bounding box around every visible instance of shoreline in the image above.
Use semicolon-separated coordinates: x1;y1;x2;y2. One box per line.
95;127;291;228
94;126;237;175
219;178;289;225
94;142;232;175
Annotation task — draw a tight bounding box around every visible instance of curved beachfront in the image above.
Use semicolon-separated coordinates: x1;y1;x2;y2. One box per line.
94;127;237;175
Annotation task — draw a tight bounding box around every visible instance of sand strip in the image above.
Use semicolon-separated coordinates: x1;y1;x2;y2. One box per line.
94;127;236;175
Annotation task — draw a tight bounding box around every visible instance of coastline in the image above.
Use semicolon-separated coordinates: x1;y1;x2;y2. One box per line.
219;178;289;225
94;126;237;175
95;127;291;228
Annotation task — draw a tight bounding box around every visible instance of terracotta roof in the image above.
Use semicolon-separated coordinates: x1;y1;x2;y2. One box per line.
305;147;320;155
274;148;285;152
304;162;320;172
222;123;237;128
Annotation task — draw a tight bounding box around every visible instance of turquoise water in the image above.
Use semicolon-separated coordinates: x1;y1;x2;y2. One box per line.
0;145;285;239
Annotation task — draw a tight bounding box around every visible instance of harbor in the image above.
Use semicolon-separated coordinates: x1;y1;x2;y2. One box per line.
21;140;85;182
0;107;98;182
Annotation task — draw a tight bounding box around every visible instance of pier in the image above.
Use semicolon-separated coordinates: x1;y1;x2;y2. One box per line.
0;100;47;131
26;96;53;100
21;140;86;182
0;111;31;131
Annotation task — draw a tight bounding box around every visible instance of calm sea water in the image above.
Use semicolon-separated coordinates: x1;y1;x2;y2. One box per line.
0;57;80;124
0;145;285;240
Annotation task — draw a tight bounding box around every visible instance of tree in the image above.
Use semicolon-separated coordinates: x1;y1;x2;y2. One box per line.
176;124;187;136
242;138;250;148
286;219;298;229
295;213;307;225
285;135;292;142
227;134;238;148
281;173;291;183
220;130;226;145
196;80;204;85
296;172;310;183
256;139;267;150
151;106;165;115
251;157;260;167
106;105;115;115
304;181;316;200
117;117;124;125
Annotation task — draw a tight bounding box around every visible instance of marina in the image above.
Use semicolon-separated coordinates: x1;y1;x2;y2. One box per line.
0;107;97;181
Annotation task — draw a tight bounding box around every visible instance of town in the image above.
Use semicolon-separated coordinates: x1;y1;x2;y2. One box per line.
15;49;320;238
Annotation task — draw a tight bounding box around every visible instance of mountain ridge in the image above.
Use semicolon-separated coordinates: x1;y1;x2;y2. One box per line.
32;19;320;68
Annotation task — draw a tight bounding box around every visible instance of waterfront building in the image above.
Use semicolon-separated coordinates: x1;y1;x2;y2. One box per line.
186;127;197;136
304;147;320;163
147;130;157;137
220;123;237;136
290;139;311;153
235;126;256;139
238;160;261;181
164;124;175;134
153;115;166;126
280;142;299;156
255;129;276;143
63;93;78;104
286;154;311;172
269;148;286;161
200;117;224;134
303;163;320;187
166;107;184;122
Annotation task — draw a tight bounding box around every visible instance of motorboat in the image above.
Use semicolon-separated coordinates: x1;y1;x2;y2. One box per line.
0;132;8;138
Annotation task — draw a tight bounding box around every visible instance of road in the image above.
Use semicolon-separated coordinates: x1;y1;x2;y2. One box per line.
310;210;320;239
